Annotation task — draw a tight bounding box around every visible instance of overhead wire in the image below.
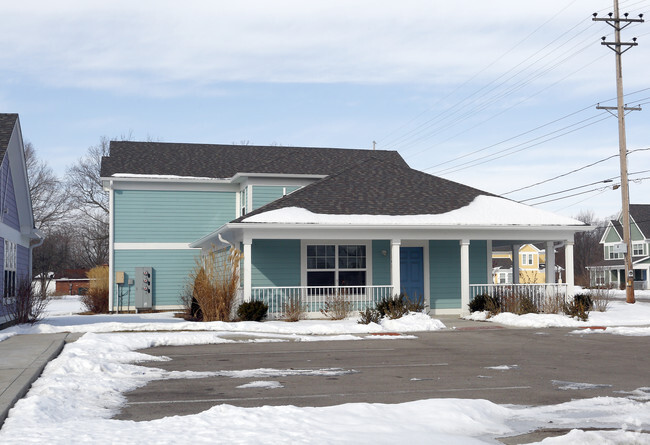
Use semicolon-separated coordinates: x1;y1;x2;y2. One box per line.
379;2;595;151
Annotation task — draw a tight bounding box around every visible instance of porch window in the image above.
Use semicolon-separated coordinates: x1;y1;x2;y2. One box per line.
3;240;16;298
306;244;366;287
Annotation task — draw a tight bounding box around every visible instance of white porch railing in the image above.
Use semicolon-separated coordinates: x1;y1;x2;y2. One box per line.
470;283;569;312
250;285;394;319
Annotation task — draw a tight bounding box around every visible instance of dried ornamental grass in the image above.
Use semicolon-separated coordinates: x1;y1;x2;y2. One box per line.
189;246;242;322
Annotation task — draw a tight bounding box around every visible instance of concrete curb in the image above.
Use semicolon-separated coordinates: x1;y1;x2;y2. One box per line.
0;333;68;428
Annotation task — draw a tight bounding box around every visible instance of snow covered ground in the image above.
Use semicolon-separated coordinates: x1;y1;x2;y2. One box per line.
0;295;649;444
465;289;650;336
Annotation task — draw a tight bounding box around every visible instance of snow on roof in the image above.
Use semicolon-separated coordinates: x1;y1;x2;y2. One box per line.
242;195;585;226
111;173;224;180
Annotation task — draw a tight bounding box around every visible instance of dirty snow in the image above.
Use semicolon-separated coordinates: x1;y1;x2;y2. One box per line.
236;381;283;389
0;330;648;445
552;381;613;391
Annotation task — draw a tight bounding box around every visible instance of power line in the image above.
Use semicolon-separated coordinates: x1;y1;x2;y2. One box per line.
502;146;650;196
432;114;611;176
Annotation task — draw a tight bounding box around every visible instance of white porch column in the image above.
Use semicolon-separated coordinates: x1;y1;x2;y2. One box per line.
243;239;252;302
390;239;401;297
512;244;521;284
108;183;115;312
565;240;574;298
486;240;493;283
545;241;556;284
460;239;470;315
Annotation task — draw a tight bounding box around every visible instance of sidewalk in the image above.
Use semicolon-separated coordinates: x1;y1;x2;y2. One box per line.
0;333;70;428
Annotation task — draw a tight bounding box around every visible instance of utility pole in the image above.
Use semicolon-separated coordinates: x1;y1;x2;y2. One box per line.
593;1;644;304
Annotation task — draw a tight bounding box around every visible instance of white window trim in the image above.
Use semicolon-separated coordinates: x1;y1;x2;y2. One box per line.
632;242;647;256
301;240;372;287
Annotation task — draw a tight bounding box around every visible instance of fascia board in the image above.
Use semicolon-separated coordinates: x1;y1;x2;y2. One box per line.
223;222;589;242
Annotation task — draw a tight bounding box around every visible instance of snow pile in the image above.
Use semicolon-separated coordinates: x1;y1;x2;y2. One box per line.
0;331;648;444
0;332;15;342
380;312;446;332
243;196;585;226
466;301;650;330
1;299;446;336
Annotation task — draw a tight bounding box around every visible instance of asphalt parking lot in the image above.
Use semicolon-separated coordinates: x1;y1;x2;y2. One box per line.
115;327;649;422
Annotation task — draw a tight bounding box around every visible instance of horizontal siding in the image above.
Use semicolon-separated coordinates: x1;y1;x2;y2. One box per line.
113;249;199;307
252;186;284;211
251;239;300;287
114;190;236;243
469;240;488;285
429;240;461;310
372;240;390;285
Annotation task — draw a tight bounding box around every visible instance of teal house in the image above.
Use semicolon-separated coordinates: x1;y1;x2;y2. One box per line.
101;142;588;316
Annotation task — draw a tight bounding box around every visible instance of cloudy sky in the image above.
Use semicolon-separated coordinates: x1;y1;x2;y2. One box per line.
1;0;648;219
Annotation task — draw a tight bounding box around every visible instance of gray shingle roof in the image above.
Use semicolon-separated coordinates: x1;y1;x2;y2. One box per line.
0;114;18;161
235;156;496;220
100;141;408;178
493;258;513;269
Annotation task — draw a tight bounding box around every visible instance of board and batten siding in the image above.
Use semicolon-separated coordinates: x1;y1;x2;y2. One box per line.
17;244;29;280
0;158;19;231
251;186;300;211
113;249;198;307
114;190;236;243
251;239;300;287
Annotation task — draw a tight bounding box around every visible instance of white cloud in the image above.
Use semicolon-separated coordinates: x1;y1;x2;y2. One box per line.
0;1;633;93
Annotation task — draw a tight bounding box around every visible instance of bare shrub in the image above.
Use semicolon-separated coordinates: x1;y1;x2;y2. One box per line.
189;246;242;322
357;307;381;324
283;296;306;322
2;277;50;324
81;265;109;313
541;291;565;314
320;291;352;320
590;286;613;312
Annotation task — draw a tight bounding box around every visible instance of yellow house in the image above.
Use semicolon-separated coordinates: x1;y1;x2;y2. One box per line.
492;244;548;284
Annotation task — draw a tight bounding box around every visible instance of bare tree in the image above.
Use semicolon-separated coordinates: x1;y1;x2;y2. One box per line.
32;228;76;298
66;136;110;220
25;142;71;230
573;210;608;287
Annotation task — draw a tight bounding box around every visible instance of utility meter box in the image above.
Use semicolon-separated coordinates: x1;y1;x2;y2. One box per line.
134;267;153;309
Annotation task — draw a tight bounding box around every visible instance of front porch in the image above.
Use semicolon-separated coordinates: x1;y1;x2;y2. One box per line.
246;283;571;319
228;237;578;318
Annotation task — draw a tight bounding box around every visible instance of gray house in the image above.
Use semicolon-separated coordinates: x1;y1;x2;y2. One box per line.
589;204;650;290
101;141;589;316
0;114;42;326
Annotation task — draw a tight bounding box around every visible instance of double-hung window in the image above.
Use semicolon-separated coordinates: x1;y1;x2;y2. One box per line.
3;240;16;298
632;243;646;256
306;244;367;287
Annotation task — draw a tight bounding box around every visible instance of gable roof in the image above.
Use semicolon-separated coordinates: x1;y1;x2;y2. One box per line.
630;204;650;239
0;114;18;161
234;157;495;220
100;141;407;179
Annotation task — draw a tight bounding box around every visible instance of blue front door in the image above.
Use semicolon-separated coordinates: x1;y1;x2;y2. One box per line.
400;247;424;301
